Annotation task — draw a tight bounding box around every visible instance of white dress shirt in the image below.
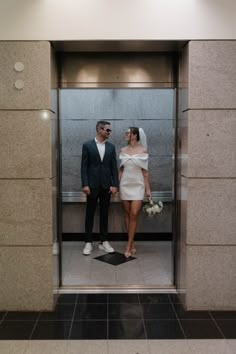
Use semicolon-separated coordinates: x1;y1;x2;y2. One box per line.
95;137;106;161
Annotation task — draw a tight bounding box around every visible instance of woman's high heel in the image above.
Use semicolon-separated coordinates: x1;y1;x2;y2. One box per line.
131;248;136;255
124;251;131;258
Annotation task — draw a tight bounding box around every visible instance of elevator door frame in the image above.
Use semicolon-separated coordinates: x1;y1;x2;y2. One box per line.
57;52;179;292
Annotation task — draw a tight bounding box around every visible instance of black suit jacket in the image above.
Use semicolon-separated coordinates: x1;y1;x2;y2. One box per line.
81;139;119;189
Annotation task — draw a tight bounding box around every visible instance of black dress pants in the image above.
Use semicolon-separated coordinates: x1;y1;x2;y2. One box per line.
85;187;111;243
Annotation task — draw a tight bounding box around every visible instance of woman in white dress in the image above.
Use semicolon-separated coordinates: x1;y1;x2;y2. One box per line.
119;127;151;258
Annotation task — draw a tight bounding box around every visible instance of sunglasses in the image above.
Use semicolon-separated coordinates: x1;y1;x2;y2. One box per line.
101;127;112;133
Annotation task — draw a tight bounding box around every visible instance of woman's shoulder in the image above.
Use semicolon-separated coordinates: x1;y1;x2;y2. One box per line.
136;145;148;155
121;145;147;152
140;146;148;153
120;147;128;153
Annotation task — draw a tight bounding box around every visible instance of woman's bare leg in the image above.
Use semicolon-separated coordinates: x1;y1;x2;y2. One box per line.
122;201;131;232
125;200;142;254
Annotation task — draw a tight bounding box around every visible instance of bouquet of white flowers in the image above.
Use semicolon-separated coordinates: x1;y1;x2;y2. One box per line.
143;199;163;216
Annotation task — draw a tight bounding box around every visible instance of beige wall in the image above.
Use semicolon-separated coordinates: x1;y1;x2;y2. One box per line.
177;40;236;310
0;0;236;40
0;41;58;310
0;38;235;311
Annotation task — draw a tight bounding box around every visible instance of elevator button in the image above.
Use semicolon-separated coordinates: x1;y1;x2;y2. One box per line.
15;79;24;90
14;62;24;72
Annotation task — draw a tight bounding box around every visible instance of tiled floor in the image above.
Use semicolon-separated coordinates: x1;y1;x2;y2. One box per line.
0;294;236;341
62;241;173;286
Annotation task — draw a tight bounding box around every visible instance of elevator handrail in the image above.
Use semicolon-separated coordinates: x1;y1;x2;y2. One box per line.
62;191;173;203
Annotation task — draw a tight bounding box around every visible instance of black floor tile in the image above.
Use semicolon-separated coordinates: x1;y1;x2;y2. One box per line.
210;311;236;320
216;319;236;338
31;320;71;339
94;251;136;266
4;312;39;321
39;304;75;321
139;294;170;304
173;304;211;320
0;321;35;339
108;293;139;303
77;294;108;304
0;312;6;321
74;303;107;320
109;303;142;320
70;320;107;339
108;319;146;339
180;319;223;339
1;293;232;341
169;294;182;304
57;294;77;304
145;319;185;339
141;304;177;319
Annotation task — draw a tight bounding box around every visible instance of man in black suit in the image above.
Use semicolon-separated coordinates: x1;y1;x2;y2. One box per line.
81;120;119;255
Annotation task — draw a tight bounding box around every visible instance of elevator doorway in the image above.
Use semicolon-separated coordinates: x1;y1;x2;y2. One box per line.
58;52;177;290
59;87;175;289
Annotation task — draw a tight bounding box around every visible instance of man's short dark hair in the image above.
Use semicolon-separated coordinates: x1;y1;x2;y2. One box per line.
96;120;110;131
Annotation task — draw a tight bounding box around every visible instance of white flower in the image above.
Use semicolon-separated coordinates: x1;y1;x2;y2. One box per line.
143;199;164;216
146;208;152;215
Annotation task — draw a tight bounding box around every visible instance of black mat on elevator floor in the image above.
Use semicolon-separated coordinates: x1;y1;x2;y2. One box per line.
94;251;136;266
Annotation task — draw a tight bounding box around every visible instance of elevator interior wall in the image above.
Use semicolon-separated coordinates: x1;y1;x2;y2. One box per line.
61;88;174;236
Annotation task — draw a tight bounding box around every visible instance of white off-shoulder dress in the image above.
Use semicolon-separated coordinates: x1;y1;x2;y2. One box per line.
119;152;149;200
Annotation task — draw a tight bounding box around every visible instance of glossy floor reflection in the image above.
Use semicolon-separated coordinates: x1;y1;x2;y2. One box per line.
62;241;173;286
0;294;236;340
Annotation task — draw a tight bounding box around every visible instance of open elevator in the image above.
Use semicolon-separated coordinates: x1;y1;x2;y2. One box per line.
53;42;183;292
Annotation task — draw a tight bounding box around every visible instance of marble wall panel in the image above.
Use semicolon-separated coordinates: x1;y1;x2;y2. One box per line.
0;246;54;311
0;41;51;109
186;245;236;310
0;111;56;178
62;202;172;233
60;89;174;120
189;41;236;109
0;179;55;246
186;110;236;177
187;179;236;245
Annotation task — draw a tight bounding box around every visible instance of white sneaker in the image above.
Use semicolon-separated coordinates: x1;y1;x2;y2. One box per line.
83;242;92;255
98;241;114;253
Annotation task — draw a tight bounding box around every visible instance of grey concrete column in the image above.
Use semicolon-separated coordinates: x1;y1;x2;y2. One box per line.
0;41;58;310
177;41;236;310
